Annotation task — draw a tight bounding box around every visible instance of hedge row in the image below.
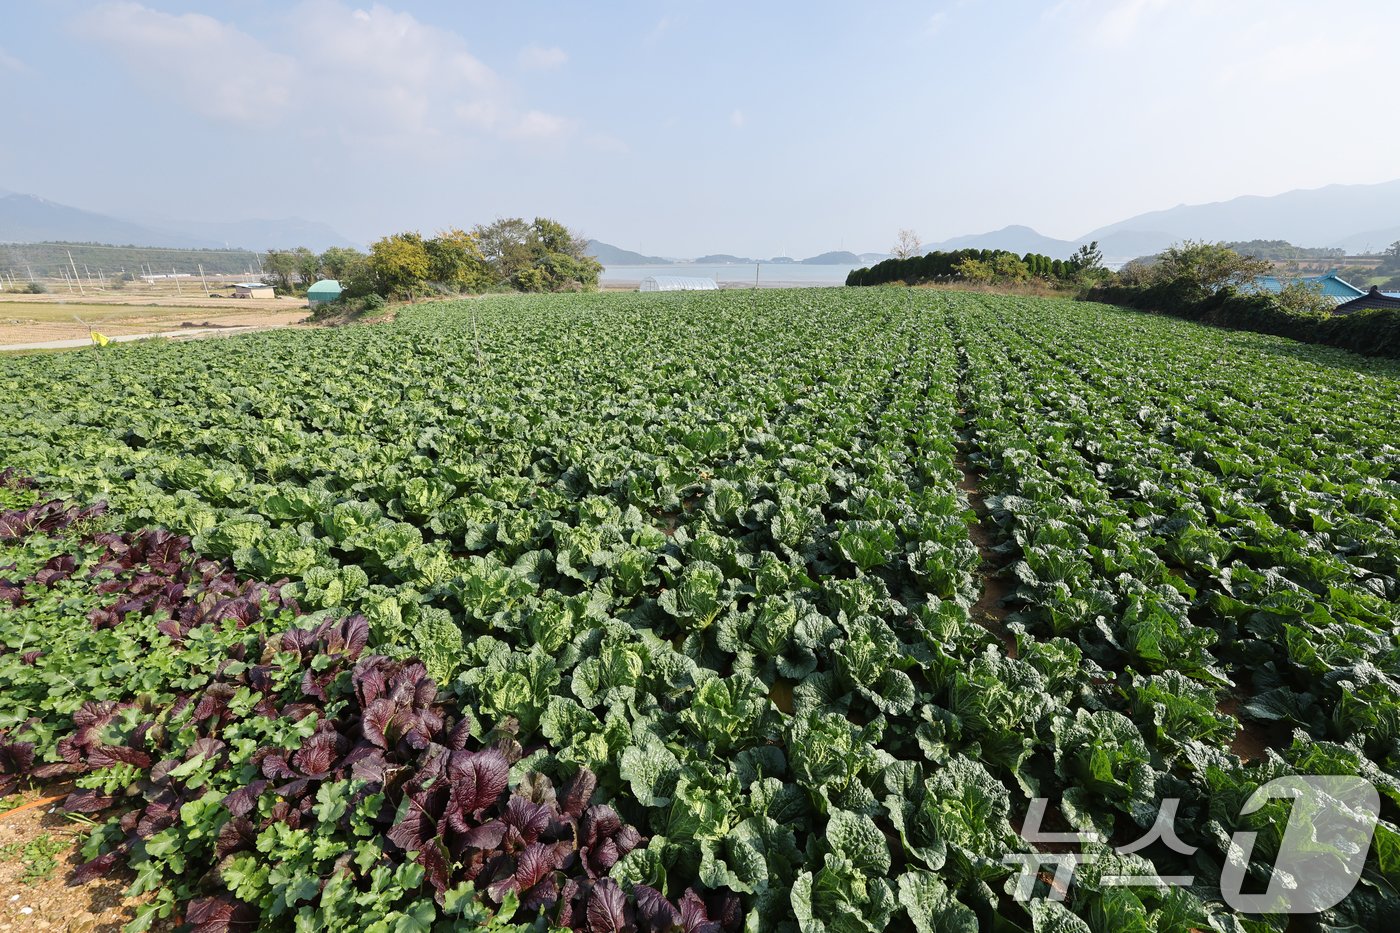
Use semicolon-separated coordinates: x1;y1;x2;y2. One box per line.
846;249;1078;287
1085;283;1400;360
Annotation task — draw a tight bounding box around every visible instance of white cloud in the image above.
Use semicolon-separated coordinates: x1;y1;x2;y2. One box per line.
730;109;746;128
926;12;948;35
75;1;574;149
518;44;567;70
76;2;297;124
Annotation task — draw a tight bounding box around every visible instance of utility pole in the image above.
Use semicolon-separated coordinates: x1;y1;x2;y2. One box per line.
173;268;182;296
198;263;209;295
63;268;74;293
24;263;35;283
67;250;85;296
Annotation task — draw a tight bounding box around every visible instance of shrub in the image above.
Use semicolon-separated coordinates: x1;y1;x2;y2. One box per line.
1138;241;1271;303
1274;280;1336;317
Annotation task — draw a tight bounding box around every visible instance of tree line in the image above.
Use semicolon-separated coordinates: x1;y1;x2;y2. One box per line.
846;243;1105;287
262;217;601;302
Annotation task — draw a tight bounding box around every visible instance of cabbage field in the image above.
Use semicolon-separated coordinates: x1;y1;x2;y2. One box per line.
1;289;1399;932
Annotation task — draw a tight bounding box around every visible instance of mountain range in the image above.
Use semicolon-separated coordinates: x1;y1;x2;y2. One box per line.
6;178;1400;265
922;179;1400;263
0;193;355;252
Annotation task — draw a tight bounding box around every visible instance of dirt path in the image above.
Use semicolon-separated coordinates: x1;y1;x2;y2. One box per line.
0;789;158;932
956;436;1018;657
1;324;296;352
950;339;1018;657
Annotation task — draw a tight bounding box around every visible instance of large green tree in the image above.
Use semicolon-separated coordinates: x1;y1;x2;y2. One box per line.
425;229;492;292
262;247;320;295
470;216;601;291
319;246;366;281
471;217;534;285
366;233;431;298
261;249;299;294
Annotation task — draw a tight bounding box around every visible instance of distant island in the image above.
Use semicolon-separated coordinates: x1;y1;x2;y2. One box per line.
583;240;671;265
800;251;861;265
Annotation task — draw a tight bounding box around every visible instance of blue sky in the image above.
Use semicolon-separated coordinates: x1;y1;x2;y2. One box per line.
2;1;1396;257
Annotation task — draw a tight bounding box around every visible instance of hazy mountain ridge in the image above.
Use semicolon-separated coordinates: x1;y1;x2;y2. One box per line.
0;193;355;252
1083;179;1400;250
583;240;672;265
9;179;1399;265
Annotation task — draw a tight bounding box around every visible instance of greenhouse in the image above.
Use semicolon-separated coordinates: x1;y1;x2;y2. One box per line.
639;275;719;292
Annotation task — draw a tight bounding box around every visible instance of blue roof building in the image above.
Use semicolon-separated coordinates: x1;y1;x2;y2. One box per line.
1242;271;1366;305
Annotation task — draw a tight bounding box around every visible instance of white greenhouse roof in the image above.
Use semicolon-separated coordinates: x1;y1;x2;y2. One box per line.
640;275;719;291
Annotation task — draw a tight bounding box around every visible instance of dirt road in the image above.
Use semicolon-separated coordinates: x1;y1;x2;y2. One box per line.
0;297;306;348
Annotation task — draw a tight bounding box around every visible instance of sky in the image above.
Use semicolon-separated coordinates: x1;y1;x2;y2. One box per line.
1;0;1397;257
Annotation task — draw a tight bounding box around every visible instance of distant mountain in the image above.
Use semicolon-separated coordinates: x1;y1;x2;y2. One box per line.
584;240;670;265
694;254;755;264
0;192;355;252
800;251;862;265
0;193;216;248
1083;179;1400;256
930;225;1077;258
857;178;1400;268
1328;225;1400;255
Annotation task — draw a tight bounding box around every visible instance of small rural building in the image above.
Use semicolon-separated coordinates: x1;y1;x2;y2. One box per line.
233;282;275;299
640;275;719;292
1333;285;1400;315
1243;272;1365;306
307;279;343;306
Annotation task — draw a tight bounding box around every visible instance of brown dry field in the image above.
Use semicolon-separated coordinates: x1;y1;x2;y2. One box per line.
0;281;308;346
